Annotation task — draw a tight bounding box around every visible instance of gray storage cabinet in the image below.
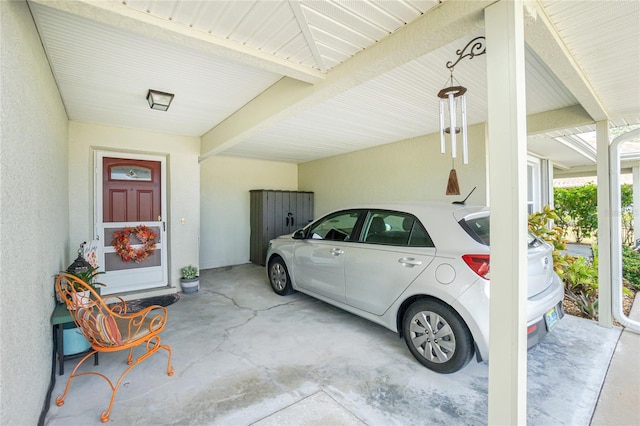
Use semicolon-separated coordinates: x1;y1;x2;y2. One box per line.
250;190;314;265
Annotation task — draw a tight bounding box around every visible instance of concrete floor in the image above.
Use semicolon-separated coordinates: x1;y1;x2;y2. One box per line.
45;263;633;425
591;295;640;425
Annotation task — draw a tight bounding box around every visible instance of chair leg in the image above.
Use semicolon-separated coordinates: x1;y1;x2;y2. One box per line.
56;340;174;422
162;344;174;376
55;350;98;407
100;341;174;422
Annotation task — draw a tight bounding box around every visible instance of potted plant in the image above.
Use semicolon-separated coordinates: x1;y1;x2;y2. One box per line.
180;265;199;294
65;265;106;308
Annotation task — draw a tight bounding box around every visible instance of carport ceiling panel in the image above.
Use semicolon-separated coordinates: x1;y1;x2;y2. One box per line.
525;45;577;115
122;1;311;63
220;31;581;164
30;1;282;137
542;0;640;119
121;0;440;73
528;135;595;169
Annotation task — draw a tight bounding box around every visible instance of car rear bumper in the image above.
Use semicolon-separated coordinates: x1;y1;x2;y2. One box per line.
454;272;565;362
527;300;565;348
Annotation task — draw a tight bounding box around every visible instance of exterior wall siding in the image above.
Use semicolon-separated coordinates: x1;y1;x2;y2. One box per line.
68;122;201;289
200;156;297;269
298;123;489;217
0;1;70;423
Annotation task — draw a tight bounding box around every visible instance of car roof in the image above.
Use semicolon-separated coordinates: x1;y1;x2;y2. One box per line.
343;201;488;217
322;201;490;253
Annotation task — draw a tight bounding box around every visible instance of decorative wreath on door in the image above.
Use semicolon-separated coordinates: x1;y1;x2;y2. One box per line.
112;225;158;263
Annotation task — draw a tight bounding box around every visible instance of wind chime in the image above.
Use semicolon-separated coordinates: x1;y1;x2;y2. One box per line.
437;36;486;195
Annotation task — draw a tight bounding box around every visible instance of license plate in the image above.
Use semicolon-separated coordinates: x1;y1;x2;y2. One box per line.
544;306;559;330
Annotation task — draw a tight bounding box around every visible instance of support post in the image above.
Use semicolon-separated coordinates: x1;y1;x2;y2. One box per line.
485;1;528;424
596;120;613;328
633;164;640;244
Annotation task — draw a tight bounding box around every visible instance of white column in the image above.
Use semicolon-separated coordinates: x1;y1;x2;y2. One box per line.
596;120;612;328
485;1;528;424
542;159;554;208
633;164;640;244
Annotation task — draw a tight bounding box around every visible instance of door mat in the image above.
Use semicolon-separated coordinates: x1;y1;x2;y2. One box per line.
109;293;180;314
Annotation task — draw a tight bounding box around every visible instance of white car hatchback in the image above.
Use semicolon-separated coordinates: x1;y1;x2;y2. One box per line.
266;202;564;373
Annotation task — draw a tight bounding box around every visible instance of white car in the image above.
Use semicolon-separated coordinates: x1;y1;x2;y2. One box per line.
266;202;564;373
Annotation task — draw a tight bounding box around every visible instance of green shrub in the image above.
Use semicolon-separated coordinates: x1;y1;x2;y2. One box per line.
553;184;598;243
553;183;633;243
622;245;640;290
529;206;599;319
528;205;566;275
529;206;637;321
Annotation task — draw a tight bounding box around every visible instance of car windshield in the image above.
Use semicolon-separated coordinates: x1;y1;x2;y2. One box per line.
460;214;542;248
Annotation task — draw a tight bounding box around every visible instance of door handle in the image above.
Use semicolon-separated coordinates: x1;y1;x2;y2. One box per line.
330;248;344;256
398;257;422;267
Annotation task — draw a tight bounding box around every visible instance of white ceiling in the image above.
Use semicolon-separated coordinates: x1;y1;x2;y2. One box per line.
28;0;640;168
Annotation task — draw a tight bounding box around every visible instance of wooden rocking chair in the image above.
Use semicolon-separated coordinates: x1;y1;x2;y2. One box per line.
54;273;174;422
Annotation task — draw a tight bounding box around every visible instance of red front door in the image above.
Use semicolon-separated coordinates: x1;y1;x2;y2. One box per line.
103;158;161;222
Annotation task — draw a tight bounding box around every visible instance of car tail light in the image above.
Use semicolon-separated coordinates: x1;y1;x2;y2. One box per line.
462;254;490;279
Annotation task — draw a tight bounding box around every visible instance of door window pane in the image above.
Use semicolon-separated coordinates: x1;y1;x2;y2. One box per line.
110;166;152;181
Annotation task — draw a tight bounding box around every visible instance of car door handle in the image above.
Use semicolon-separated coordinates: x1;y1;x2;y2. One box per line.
330;248;344;256
398;257;422;267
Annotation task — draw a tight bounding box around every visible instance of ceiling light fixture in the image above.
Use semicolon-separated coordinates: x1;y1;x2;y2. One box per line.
437;36;486;166
147;89;174;111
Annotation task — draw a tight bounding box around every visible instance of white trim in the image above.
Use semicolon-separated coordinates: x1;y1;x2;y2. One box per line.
597;121;612;328
633;165;640;243
609;128;640;333
527;156;541;214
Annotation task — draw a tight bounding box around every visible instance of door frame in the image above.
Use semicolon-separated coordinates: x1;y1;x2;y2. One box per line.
94;150;168;293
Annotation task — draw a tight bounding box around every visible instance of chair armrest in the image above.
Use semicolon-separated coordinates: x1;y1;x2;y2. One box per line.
115;306;169;343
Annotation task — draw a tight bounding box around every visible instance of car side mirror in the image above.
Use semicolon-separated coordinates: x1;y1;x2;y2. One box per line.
292;229;306;240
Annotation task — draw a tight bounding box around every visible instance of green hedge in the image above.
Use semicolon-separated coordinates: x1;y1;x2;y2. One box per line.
553;183;633;243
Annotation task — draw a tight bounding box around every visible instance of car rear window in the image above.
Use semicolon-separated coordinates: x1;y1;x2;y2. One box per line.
459;216;490;246
459;215;543;248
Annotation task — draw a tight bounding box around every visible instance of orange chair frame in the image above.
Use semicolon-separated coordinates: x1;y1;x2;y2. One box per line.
55;273;173;422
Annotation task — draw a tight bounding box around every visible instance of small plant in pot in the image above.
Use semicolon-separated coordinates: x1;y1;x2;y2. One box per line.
180;265;199;294
61;266;106;308
60;245;106;307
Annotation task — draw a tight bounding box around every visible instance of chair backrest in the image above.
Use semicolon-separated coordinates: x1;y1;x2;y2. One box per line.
56;273;126;348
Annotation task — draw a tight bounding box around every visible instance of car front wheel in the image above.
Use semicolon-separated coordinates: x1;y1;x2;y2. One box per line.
268;256;294;296
402;299;473;374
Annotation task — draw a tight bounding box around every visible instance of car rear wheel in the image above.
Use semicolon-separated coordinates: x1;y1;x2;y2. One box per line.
268;256;294;296
402;299;473;374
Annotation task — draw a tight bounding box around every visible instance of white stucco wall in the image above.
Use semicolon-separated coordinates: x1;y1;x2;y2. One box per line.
0;1;70;423
299;124;488;217
199;156;297;269
68;122;200;289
